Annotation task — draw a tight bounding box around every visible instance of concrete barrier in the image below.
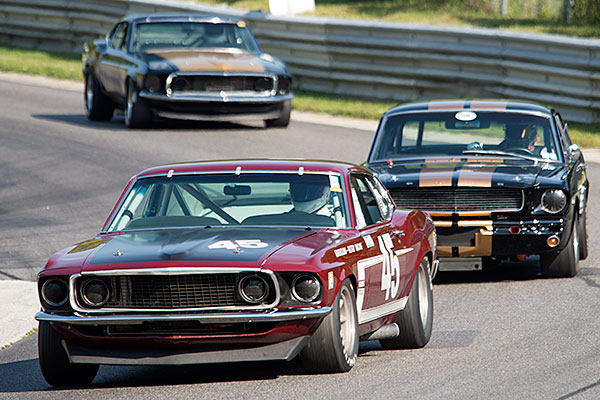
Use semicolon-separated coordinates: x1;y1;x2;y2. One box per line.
1;0;600;122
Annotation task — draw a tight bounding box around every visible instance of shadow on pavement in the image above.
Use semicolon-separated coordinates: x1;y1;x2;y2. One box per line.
31;114;267;131
0;334;384;392
434;257;543;285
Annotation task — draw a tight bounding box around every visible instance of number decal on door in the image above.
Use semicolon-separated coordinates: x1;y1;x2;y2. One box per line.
378;233;400;300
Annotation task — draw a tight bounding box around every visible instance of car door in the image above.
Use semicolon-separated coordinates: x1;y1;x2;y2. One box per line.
555;113;587;204
350;173;407;325
97;22;131;97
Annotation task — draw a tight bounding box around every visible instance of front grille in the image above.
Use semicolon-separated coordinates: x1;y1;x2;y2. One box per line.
390;187;523;213
167;74;274;96
75;273;276;310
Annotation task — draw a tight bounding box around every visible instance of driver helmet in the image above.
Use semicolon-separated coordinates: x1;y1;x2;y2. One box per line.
290;182;330;214
204;24;228;45
504;124;538;149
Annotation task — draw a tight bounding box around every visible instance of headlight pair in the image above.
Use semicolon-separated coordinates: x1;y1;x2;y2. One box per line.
240;273;320;304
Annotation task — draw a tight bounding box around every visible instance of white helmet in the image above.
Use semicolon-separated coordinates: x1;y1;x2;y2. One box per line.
290;181;330;214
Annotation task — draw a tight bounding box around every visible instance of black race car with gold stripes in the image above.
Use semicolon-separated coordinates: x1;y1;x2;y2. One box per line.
83;15;293;128
366;100;588;278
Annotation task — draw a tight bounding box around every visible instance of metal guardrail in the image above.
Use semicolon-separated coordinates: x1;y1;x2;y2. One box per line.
1;0;600;123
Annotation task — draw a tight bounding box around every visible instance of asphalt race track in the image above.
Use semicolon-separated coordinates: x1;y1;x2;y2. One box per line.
0;75;599;399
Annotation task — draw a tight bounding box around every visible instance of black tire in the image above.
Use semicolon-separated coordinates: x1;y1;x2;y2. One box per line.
380;257;433;349
540;215;579;278
265;99;291;128
84;72;114;121
577;206;588;260
301;279;359;373
38;321;99;387
124;80;152;129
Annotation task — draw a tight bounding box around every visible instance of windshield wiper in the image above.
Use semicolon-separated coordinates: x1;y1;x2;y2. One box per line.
462;149;544;165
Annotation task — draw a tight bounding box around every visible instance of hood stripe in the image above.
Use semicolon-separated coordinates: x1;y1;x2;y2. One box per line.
457;166;497;187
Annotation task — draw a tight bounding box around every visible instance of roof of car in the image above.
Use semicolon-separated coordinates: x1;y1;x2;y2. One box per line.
383;100;554;117
124;14;245;25
135;159;368;178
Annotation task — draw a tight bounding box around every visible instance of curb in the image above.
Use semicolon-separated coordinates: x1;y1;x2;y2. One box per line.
0;281;39;349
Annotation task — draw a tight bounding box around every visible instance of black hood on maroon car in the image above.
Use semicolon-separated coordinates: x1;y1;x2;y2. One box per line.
88;227;313;265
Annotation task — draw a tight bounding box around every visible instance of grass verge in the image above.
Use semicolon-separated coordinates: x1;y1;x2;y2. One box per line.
1;44;599;146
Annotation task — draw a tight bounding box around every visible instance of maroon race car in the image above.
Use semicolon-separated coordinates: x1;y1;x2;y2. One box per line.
35;159;436;386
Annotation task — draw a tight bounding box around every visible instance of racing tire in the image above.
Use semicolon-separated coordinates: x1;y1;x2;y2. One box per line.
265;99;291;128
301;279;359;373
84;72;114;121
38;321;99;387
540;215;579;278
124;80;151;129
380;257;433;349
577;206;588;260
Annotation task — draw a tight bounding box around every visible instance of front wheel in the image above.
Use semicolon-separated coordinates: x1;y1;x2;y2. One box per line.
301;279;359;373
380;257;433;349
38;321;99;387
84;72;114;121
124;80;151;129
577;206;588;260
540;216;579;278
265;99;291;128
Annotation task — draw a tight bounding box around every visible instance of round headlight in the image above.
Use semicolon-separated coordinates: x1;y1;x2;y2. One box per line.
541;189;567;214
41;278;68;307
291;274;320;303
145;75;161;93
81;279;109;307
239;275;269;304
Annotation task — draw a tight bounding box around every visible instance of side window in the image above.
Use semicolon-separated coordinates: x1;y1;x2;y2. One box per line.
350;174;382;226
110;23;128;51
555;113;572;152
368;175;394;220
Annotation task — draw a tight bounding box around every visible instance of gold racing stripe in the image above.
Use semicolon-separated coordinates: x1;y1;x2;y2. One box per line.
419;167;453;187
469;101;507;110
427;100;465;111
457;166;496;187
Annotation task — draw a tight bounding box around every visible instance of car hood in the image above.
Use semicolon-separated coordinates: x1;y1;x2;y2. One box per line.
143;49;268;73
370;160;568;189
62;227;320;273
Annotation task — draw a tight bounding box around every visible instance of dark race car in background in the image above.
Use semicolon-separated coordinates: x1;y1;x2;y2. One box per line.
82;15;293;128
366;100;588;278
35;159;436;387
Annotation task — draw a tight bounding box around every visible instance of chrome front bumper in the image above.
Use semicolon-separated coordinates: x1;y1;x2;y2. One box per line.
140;91;293;104
35;307;331;325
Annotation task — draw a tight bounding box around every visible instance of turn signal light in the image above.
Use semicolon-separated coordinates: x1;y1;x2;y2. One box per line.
547;236;560;247
509;226;521;234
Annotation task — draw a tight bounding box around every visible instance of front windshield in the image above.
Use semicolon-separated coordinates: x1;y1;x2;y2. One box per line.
107;173;348;232
131;21;260;52
372;111;560;162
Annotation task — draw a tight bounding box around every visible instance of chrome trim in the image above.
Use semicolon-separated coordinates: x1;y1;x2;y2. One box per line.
141;91;292;103
69;268;281;314
35;307;332;325
391;188;525;214
163;71;283;99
